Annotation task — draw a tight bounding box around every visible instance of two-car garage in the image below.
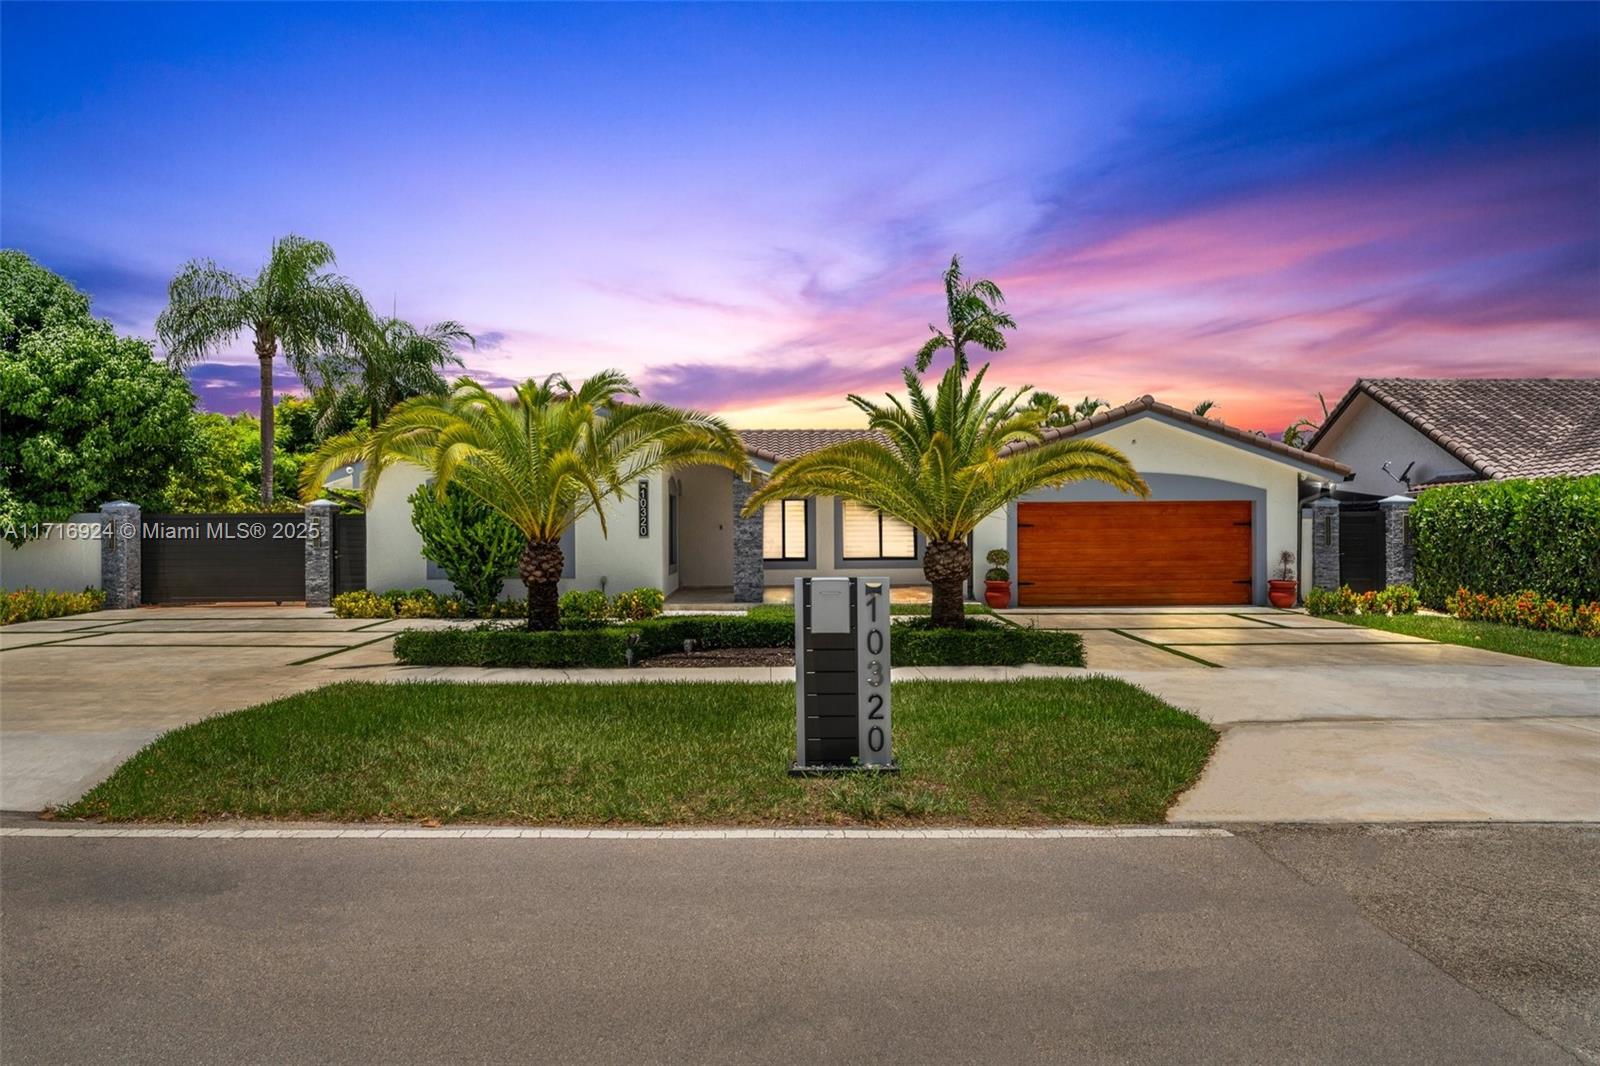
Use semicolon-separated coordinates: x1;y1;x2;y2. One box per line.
1015;500;1254;607
991;396;1353;608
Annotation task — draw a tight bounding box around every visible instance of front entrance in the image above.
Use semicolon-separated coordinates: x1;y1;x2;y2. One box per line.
140;513;307;604
1016;500;1253;607
1338;503;1384;593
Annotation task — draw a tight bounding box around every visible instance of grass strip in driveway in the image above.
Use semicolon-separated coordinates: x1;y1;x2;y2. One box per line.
1326;614;1600;667
56;679;1216;827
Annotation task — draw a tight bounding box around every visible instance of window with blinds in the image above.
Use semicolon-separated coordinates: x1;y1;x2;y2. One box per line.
762;499;808;560
841;500;917;559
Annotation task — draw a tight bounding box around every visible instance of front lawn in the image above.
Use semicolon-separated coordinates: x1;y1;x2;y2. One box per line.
1331;614;1600;667
58;679;1215;825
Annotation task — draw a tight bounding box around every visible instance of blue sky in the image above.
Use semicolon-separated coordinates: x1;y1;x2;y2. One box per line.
4;2;1596;429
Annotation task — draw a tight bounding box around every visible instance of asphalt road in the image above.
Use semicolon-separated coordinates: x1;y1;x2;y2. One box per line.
3;827;1592;1065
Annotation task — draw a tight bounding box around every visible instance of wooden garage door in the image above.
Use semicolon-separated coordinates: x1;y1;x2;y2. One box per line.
1017;501;1253;606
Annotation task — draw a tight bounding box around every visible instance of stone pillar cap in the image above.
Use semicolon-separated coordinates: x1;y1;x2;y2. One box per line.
1379;494;1416;504
306;498;340;509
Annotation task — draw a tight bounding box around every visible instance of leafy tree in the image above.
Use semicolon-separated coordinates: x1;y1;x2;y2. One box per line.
409;484;523;615
0;256;198;541
321;304;471;429
744;259;1147;628
914;254;1018;375
155;235;358;505
304;373;749;630
161;413;253;513
0;250;90;351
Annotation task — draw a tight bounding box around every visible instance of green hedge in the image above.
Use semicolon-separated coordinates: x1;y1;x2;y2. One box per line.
2;586;105;626
1410;476;1600;608
392;614;1083;668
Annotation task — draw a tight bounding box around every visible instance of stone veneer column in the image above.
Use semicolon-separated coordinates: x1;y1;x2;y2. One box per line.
304;499;338;608
730;473;765;603
1310;496;1341;591
1379;494;1416;589
99;501;141;609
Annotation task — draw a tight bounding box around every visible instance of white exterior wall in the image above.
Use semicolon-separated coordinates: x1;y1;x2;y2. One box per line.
1311;393;1475;496
971;510;1008;589
0;514;103;592
363;463;671;597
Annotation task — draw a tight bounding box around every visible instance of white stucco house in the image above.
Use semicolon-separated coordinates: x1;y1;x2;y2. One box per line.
363;395;1352;608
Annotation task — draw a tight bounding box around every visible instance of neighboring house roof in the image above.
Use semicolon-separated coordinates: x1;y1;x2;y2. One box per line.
1309;378;1600;481
999;394;1354;478
738;428;884;464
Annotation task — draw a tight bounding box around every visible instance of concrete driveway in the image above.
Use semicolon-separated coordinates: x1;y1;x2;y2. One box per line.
1006;607;1600;822
3;606;1597;822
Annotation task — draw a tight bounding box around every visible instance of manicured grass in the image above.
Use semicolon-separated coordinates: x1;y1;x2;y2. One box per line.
1331;613;1600;667
58;679;1215;826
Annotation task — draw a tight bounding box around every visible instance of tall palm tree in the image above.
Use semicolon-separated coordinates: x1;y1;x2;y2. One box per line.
156;235;357;504
303;373;749;630
322;302;473;429
914;254;1018;375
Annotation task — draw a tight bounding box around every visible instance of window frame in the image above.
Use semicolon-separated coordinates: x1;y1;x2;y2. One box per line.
762;497;812;564
839;500;919;561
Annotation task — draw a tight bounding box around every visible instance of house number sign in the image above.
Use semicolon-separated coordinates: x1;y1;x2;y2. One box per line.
637;480;649;537
791;576;895;772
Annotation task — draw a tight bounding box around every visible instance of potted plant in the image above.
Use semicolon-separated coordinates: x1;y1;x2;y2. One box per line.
1269;549;1298;608
983;548;1012;609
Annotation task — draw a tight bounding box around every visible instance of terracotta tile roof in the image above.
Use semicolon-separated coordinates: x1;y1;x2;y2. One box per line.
738;428;884;464
1309;378;1600;480
998;395;1354;477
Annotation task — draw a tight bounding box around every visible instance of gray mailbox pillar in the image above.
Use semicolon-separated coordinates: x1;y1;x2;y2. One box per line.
1311;496;1340;591
792;576;895;772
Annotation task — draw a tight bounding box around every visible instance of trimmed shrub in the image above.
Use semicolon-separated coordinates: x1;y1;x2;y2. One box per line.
1447;588;1600;638
332;588;466;619
1;586;105;625
392;612;1083;667
1305;584;1420;618
408;485;523;616
1411;476;1600;608
332;590;392;618
559;589;610;626
611;587;665;621
394;626;631;667
891;618;1084;667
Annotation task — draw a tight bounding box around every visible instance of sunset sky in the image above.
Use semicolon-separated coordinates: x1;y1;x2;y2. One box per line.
3;2;1596;434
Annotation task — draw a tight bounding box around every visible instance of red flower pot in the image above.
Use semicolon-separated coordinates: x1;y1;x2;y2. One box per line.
1268;579;1298;609
984;579;1012;609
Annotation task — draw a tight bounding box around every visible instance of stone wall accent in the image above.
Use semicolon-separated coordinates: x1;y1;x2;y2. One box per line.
304;500;338;608
1311;496;1340;591
730;474;764;603
1380;495;1416;589
99;501;141;609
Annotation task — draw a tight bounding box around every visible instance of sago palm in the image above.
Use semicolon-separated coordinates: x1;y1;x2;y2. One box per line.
303;372;750;630
743;360;1148;627
156;235;358;504
323;303;473;429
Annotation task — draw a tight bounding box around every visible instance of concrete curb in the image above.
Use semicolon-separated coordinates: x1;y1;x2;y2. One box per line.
1;826;1231;840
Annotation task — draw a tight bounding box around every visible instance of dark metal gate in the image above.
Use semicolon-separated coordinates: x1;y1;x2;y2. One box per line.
334;513;367;595
141;514;307;604
1339;504;1385;593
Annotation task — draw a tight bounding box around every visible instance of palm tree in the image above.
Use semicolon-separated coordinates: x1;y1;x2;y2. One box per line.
303;373;749;630
1281;392;1332;448
914;254;1018;375
156;235;357;504
1072;396;1108;420
1027;392;1109;429
321;303;473;429
1192;399;1217;417
744;361;1146;627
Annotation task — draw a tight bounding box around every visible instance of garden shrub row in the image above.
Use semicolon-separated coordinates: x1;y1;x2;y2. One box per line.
392;613;1084;668
1446;587;1600;639
1305;584;1420;618
1;586;106;626
1411;475;1600;608
333;586;665;622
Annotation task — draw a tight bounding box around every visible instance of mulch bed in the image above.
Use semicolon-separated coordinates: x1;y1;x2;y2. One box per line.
641;647;795;668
